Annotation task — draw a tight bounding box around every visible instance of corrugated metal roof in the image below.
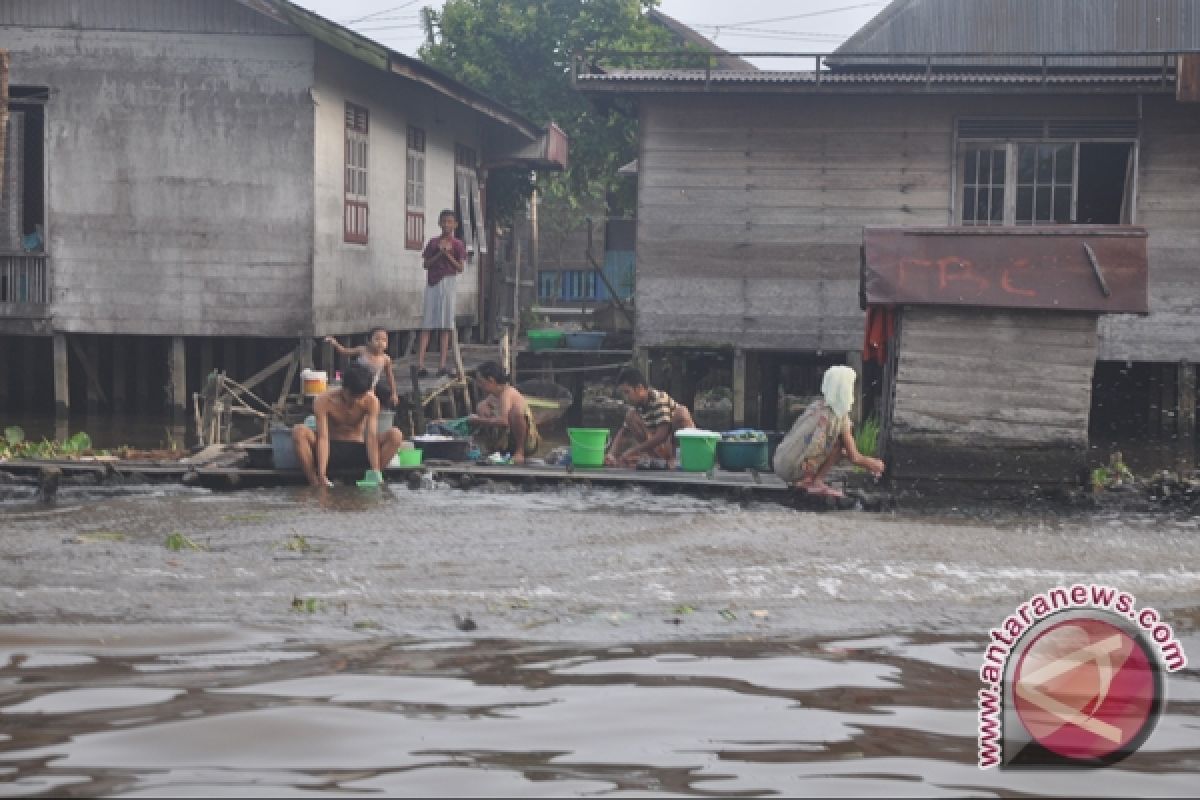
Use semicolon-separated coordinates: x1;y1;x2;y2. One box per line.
836;0;1200;67
580;68;1174;87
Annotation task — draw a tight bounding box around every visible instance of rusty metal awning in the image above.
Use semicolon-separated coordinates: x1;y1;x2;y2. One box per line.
860;226;1148;314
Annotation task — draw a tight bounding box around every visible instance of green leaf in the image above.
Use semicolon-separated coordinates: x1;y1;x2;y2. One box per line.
4;426;24;445
63;432;92;453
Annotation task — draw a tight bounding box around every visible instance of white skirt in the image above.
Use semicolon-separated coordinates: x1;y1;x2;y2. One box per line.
421;275;457;330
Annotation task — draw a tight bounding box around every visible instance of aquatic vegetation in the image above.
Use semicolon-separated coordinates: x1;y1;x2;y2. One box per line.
75;531;127;544
0;427;100;459
291;596;324;613
164;532;205;552
855;415;881;458
282;534;318;553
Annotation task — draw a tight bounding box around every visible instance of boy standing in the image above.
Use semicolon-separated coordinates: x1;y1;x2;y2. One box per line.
416;209;467;378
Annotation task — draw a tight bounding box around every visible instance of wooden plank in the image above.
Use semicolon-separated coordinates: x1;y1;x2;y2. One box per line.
893;382;1091;419
1179;361;1197;472
169;336;187;418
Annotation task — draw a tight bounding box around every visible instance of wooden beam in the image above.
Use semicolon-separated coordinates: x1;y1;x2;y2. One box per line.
199;339;213;388
238;349;294;393
53;334;69;417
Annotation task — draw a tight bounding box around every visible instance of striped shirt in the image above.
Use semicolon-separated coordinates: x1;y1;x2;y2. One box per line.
636;388;678;429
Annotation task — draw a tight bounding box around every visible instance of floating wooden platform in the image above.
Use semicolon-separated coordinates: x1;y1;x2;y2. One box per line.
2;456;888;510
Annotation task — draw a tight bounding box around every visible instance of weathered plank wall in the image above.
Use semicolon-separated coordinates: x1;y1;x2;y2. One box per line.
1098;95;1200;362
887;306;1098;484
0;0;316;337
635;92;1200;365
311;44;485;335
637;94;953;351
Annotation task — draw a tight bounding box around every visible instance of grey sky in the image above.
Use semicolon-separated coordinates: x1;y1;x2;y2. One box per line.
289;1;889;67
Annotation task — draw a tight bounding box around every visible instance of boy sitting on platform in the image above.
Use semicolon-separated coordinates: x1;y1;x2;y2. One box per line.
604;367;695;468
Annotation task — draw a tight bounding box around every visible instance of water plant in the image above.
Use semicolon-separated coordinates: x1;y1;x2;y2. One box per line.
0;427;99;460
855;414;881;458
164;532;204;552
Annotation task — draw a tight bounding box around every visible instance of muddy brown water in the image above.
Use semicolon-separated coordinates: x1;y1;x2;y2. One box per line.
1;482;1198;796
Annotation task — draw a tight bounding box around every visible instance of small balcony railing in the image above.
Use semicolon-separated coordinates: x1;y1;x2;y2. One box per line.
0;251;50;316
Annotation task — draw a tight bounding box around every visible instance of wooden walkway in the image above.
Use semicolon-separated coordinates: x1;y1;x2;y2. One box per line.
0;455;890;510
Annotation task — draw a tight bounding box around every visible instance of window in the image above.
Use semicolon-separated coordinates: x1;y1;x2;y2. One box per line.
344;103;368;244
405;125;425;250
1;90;47;253
956;119;1135;227
454;144;486;257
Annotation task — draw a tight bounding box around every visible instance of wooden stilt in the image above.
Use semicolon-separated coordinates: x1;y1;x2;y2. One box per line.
111;335;127;410
761;354;781;431
199;339;214;387
847;350;864;428
84;335;101;413
24;337;39;411
169;336;187;421
223;338;239;380
1179;361;1196;473
53;333;69;418
745;351;762;429
732;348;747;429
135;337;151;411
1161;363;1176;438
321;340;335;373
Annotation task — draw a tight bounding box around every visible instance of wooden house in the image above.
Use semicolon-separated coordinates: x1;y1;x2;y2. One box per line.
0;0;565;420
574;0;1199;466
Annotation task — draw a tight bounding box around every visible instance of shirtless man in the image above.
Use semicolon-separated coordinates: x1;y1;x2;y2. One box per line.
324;327;399;408
292;362;405;487
469;361;539;465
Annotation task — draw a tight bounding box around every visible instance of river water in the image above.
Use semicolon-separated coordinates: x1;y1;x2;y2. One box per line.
1;482;1198;796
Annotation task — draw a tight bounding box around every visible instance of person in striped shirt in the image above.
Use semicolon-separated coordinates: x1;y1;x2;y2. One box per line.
605;367;695;468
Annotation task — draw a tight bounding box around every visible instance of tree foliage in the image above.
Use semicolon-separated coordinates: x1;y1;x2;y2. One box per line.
419;0;672;219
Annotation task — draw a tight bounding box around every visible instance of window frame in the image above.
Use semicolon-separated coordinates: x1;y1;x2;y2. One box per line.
405;125;426;250
954;121;1138;227
343;102;369;245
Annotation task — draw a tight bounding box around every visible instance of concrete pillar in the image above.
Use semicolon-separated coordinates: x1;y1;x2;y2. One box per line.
111;335;127;409
169;336;187;421
53;333;69;418
732;347;747;428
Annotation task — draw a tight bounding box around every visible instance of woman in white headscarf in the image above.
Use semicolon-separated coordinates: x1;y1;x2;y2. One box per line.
773;365;885;498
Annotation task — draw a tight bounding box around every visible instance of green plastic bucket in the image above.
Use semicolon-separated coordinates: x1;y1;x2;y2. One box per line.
677;430;720;472
568;428;609;468
396;448;423;467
